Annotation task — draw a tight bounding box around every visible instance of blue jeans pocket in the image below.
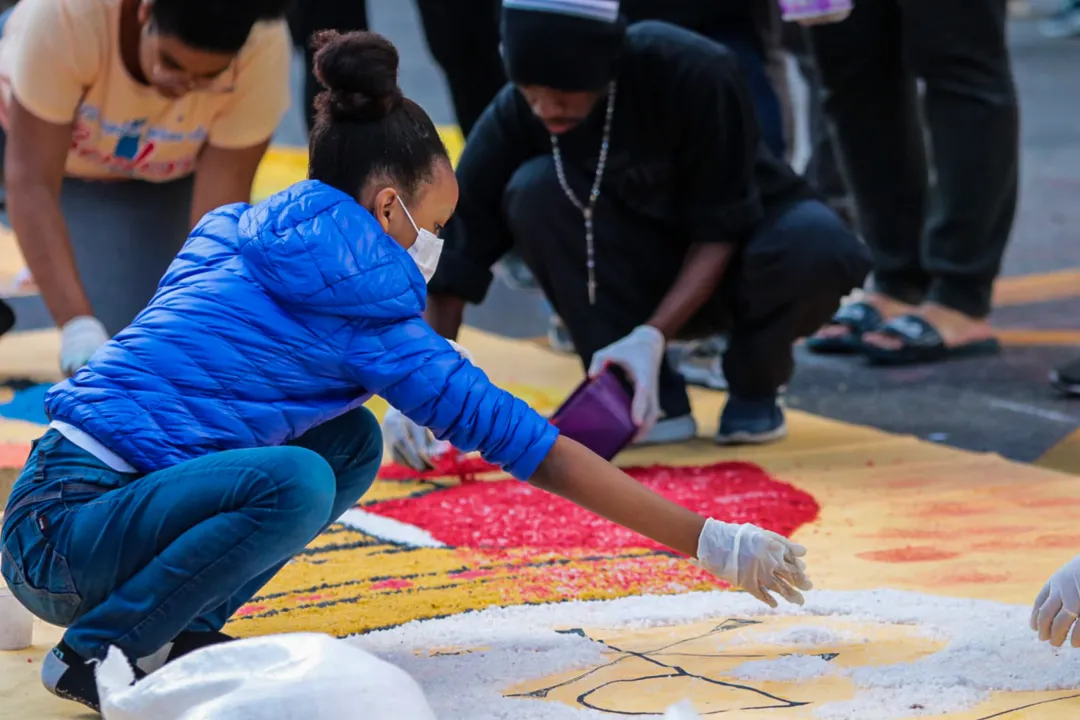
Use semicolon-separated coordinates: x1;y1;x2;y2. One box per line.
1;515;82;627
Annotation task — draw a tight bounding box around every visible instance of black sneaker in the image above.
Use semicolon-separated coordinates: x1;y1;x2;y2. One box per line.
716;396;788;446
166;629;235;662
1050;356;1080;396
0;298;14;338
136;629;237;674
41;639;144;712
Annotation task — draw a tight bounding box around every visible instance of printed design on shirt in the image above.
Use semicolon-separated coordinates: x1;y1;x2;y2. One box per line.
70;105;208;180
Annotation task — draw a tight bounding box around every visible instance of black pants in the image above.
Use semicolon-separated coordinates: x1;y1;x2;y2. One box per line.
288;0;504;138
808;0;1019;319
780;24;849;212
288;0;369;133
504;157;871;417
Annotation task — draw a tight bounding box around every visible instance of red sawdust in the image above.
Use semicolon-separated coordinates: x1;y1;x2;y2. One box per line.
1036;534;1080;547
366;462;819;552
379;452;501;483
966;525;1036;535
235;604;267;617
1014;497;1080;509
857;546;961;563
939;571;1010;584
0;442;30;468
865;528;950;541
916;503;990;517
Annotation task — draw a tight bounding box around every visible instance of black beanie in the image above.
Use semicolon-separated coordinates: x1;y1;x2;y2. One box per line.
501;0;627;91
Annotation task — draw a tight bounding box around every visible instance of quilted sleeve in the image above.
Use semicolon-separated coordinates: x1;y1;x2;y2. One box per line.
347;318;558;481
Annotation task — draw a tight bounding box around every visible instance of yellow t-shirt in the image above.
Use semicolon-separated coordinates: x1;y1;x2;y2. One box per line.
0;0;291;182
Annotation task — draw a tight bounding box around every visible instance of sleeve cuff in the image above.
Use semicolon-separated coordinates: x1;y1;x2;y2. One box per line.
504;422;559;481
428;252;496;305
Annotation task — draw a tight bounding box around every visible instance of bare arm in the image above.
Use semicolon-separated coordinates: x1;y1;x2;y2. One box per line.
189;141;270;228
424;292;466;341
5;97;92;326
530;435;706;557
646;241;735;340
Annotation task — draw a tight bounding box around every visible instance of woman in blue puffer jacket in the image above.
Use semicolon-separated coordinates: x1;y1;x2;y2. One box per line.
0;30;812;713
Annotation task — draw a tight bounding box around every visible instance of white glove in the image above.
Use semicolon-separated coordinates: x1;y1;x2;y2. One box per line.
59;315;109;378
695;518;812;608
587;325;665;435
1031;554;1080;648
381;338;473;470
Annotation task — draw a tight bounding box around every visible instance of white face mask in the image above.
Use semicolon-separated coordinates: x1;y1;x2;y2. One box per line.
397;196;443;284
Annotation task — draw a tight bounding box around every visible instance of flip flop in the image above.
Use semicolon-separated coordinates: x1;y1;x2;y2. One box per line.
862;314;1001;367
805;301;884;355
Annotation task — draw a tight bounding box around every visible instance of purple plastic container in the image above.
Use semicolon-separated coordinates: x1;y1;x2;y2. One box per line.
550;369;637;461
779;0;851;21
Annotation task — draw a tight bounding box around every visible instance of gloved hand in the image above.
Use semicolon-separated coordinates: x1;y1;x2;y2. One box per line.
695;518;812;608
381;338;473;470
59;316;109;378
588;325;666;436
1031;554;1080;648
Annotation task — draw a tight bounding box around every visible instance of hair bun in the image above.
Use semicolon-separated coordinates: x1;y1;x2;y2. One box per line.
312;30;404;123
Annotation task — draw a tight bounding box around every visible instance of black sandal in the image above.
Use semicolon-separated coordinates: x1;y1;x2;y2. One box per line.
863;314;1001;367
805;302;884;355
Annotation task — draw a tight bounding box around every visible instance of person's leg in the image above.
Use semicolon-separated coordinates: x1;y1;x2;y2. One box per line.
719;200;871;442
503;156;695;442
903;0;1018;337
708;27;787;160
2;434;342;709
414;0;506;138
290;0;370;133
808;2;929;333
64;449;338;661
186;407;383;634
794;39;853;223
60;176;193;336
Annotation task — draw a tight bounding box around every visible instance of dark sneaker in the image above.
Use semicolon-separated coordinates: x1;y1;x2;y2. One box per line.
136;629;237;674
166;629;235;662
716;396;787;446
1050;356;1080;396
0;297;15;337
42;639;144;712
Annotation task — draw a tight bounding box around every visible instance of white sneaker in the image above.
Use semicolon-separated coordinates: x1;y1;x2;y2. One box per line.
633;415;698;446
672;336;728;390
1040;4;1080;37
547;315;575;354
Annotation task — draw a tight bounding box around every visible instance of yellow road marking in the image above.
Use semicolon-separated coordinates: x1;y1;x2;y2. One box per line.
994;329;1080;346
993;269;1080;307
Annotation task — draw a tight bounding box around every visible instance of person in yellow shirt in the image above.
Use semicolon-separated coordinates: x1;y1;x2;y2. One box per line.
0;0;292;375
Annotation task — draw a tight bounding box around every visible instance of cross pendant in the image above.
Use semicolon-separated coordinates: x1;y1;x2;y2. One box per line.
588;279;596;305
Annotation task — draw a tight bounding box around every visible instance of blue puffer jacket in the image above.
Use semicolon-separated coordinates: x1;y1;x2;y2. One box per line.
44;180;558;480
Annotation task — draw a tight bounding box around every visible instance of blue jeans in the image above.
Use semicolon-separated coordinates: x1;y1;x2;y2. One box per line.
0;407;382;659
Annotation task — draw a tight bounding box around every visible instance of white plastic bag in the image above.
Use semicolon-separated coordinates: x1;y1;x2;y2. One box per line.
97;632;437;720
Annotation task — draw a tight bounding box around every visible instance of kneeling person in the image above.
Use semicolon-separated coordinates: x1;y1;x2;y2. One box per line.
414;0;871;459
0;31;811;713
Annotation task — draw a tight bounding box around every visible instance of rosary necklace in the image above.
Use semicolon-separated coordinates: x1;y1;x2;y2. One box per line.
551;81;617;306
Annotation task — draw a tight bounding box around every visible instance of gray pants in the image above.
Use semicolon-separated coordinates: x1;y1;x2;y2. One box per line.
59;176;193;336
